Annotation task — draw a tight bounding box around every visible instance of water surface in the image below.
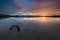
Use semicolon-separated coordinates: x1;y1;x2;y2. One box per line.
0;17;60;40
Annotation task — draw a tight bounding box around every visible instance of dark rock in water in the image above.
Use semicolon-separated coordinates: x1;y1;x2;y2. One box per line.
9;25;20;32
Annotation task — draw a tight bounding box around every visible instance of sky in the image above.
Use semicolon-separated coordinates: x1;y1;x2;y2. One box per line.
0;0;60;15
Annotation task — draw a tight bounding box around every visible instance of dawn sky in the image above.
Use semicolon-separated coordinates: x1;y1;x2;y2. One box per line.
0;0;60;15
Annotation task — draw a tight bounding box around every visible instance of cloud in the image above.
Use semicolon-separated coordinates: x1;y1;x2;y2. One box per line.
0;0;60;15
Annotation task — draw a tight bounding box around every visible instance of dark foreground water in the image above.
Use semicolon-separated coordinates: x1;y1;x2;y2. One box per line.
0;17;60;40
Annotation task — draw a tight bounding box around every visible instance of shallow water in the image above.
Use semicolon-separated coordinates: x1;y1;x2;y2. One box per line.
0;17;60;40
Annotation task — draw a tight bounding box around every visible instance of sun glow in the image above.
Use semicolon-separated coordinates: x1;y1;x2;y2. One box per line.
40;14;48;17
40;14;49;17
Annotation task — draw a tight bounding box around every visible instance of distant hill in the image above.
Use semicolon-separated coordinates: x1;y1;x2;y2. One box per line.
0;14;60;18
0;14;10;16
0;14;11;18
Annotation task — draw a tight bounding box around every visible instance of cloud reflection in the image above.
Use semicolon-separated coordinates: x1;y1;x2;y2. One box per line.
22;17;60;23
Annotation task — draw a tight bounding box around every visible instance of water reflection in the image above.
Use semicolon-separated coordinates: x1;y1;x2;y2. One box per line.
0;17;60;40
22;17;60;23
8;17;60;33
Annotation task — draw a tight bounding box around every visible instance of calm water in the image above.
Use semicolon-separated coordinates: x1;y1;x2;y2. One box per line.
0;17;60;40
